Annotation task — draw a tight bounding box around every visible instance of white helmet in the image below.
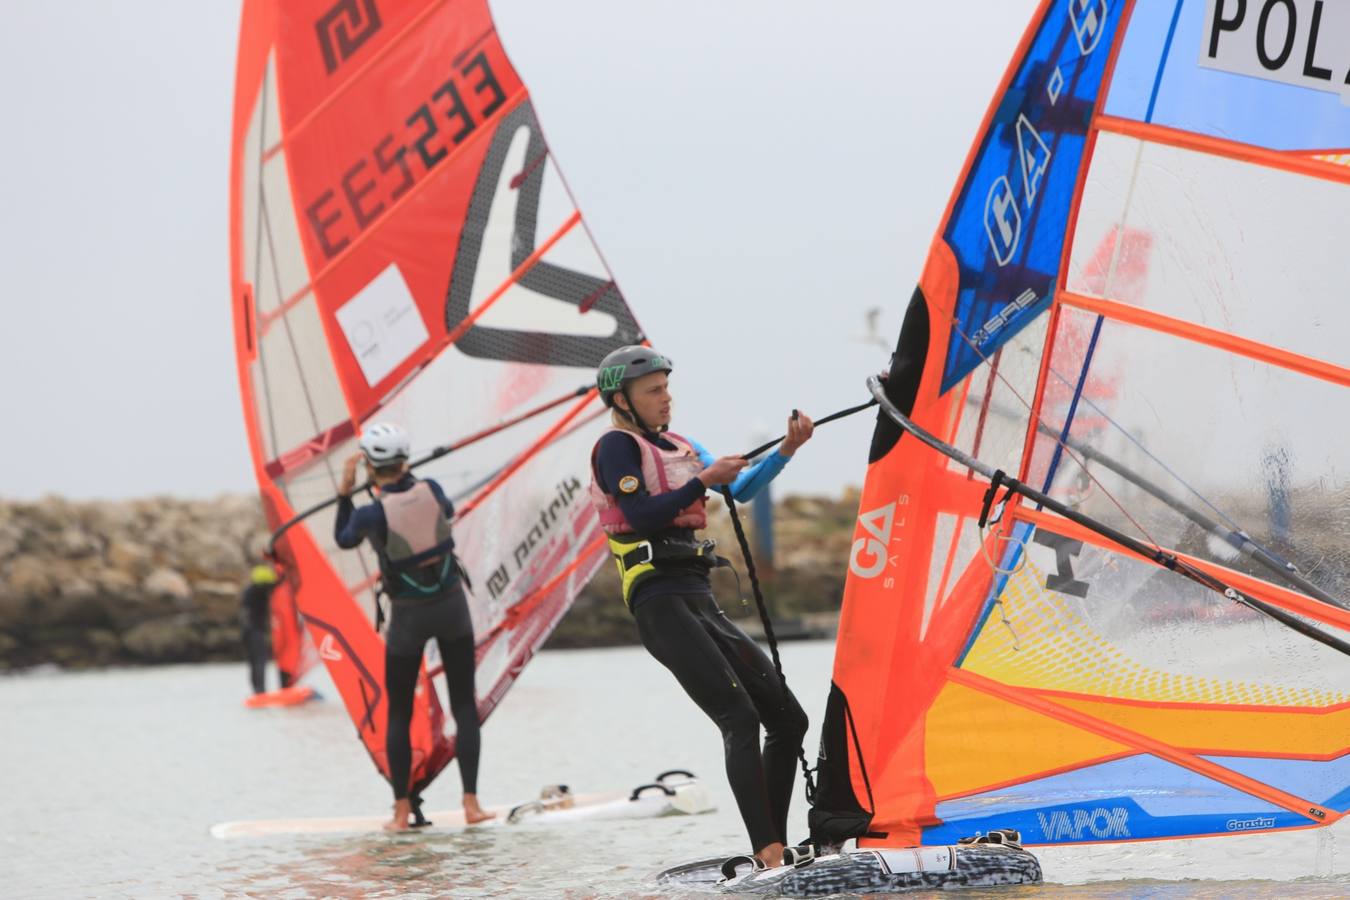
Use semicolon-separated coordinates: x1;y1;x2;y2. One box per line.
359;422;411;465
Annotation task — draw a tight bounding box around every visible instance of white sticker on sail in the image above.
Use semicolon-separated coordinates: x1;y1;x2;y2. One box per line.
335;264;429;387
1200;0;1350;103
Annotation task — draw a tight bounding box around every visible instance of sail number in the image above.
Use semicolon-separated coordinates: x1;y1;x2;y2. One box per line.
304;51;508;260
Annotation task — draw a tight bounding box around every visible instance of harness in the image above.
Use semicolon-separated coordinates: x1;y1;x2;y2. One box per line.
605;533;733;607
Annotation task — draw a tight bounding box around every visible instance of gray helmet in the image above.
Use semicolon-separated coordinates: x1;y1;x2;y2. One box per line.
596;345;673;408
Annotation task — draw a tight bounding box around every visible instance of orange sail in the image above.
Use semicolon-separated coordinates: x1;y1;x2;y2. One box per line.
811;0;1350;849
229;0;642;795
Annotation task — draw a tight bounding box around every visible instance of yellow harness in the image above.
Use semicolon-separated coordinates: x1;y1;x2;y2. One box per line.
606;534;722;607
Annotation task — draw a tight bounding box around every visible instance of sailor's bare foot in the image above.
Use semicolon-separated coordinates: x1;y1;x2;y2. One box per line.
463;793;496;824
382;798;412;832
755;842;786;869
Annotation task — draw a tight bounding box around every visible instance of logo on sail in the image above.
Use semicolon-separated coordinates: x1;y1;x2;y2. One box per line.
971;289;1039;346
1036;806;1131;841
984;177;1022;267
1226;815;1276;832
1015;115;1052;207
1069;0;1109;55
444;102;643;367
850;502;898;579
319;634;344;661
316;0;382;75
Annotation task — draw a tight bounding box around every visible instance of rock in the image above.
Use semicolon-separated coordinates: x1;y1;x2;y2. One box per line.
37;579;113;630
0;518;21;562
121;615;200;662
0;591;30;631
58;526;102;558
58;575;97;600
195;580;243;620
47;643;88;666
142;568;191;602
4;555;57;600
176;531;245;576
92;566;139;599
0;632;18;658
202;625;243;654
105;539;153;573
85;629;124;664
195;580;239;600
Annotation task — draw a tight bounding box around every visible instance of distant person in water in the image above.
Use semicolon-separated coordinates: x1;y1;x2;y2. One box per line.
589;346;813;869
335;423;493;831
240;564;279;695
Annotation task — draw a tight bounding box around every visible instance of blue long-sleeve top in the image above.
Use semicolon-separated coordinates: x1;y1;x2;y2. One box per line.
334;474;455;558
593;431;790;537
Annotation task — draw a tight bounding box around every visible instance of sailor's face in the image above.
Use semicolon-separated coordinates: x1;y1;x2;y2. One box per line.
627;371;672;427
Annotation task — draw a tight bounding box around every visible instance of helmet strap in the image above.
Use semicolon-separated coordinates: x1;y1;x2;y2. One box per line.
617;386;665;436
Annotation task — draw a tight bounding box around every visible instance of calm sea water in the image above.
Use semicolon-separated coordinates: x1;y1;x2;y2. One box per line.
1;641;1345;898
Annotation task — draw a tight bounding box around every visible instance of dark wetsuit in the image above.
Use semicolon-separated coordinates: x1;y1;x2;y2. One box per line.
594;431;808;852
240;582;275;695
335;475;480;800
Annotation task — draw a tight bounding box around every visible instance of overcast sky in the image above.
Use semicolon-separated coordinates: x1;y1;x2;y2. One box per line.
0;0;1038;500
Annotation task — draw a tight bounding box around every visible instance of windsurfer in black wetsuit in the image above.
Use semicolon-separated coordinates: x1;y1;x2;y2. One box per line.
240;564;279;695
589;346;814;868
335;423;494;831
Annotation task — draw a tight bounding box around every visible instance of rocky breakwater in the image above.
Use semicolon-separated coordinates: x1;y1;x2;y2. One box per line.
0;490;862;669
0;496;268;670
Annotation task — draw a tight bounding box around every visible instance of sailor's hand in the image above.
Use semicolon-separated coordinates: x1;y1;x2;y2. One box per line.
779;410;815;457
339;453;362;497
698;456;749;487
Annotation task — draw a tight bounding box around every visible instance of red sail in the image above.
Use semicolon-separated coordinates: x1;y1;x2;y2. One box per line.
229;0;643;793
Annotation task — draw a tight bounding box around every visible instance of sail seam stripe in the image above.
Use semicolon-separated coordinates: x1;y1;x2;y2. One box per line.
1059;290;1350;388
1144;0;1185;123
258;86;532;335
1036;315;1104;497
1023;683;1350;716
1097;115;1350;185
261;0;458;162
250;64;284;467
947;668;1336;824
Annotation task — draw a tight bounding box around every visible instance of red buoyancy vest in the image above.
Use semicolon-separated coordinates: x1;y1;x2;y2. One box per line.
589;429;707;533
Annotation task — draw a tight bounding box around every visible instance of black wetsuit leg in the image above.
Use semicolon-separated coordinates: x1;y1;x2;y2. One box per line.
383;581;477;801
436;634;480;794
385;647;421;801
634;591;808;852
244;626;269;695
701;602;809;845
